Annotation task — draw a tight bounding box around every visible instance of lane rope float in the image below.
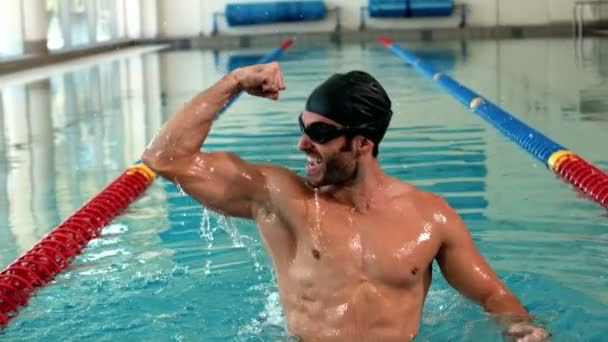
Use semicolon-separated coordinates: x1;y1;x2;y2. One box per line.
378;35;608;210
0;39;294;328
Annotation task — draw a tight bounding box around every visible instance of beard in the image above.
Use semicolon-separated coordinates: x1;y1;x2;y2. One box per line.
306;141;358;188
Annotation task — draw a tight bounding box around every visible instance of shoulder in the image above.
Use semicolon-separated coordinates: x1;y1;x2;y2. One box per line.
256;164;310;194
387;177;447;210
389;178;461;228
255;163;314;209
413;190;471;246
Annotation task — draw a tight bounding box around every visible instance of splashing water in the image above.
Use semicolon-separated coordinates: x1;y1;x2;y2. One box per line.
197;207;286;337
175;181;187;196
199;208;216;248
237;290;288;341
203;259;212;276
218;214;244;248
198;207;268;278
312;188;322;250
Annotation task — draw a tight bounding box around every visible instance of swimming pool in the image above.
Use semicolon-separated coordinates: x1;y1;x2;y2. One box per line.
1;38;607;341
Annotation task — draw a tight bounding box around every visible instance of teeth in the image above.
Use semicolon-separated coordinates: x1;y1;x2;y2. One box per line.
307;155;322;165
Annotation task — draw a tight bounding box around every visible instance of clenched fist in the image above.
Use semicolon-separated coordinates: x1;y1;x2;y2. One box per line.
231;62;287;101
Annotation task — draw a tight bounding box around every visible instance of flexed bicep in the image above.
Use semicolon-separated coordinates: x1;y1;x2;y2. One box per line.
151;152;270;219
141;62;288;218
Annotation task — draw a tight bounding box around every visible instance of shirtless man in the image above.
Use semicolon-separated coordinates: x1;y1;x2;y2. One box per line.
142;62;550;341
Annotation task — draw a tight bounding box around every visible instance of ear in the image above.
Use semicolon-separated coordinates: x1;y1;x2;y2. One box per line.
355;136;374;156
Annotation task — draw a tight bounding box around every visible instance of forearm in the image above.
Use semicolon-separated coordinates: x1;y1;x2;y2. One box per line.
483;290;530;325
143;73;241;166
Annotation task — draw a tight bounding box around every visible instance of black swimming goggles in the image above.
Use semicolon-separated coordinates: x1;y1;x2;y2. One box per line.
298;113;386;144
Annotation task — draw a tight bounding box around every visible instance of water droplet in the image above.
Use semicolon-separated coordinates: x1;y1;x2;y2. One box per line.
311;189;322;250
203;260;212;276
175;182;187;196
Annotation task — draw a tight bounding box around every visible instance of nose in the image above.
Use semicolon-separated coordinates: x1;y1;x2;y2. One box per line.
298;134;313;151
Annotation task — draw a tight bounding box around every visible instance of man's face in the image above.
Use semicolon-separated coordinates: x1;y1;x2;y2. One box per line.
297;111;358;188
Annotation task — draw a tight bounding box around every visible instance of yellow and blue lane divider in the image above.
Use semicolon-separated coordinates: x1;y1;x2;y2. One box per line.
378;36;608;210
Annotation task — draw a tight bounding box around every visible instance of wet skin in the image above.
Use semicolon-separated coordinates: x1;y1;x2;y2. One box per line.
254;172;438;341
142;62;550;342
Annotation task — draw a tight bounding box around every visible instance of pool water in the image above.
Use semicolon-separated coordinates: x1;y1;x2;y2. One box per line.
1;38;607;341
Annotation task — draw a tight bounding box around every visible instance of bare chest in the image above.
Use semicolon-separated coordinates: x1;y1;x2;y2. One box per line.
296;209;439;288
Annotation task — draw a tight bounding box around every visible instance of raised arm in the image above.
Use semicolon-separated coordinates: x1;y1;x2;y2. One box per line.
432;195;550;341
141;62;287;219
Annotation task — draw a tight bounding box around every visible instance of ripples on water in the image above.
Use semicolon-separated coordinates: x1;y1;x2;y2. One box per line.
1;41;608;340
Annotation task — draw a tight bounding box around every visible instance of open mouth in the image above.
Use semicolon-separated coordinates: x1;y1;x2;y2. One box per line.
306;154;323;176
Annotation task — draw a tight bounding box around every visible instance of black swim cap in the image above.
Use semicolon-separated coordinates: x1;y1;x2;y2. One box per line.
305;71;393;149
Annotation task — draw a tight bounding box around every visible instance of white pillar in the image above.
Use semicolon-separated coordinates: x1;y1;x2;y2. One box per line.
3;87;28;148
0;1;24;56
86;0;98;43
3;86;37;252
62;74;84;208
59;0;72;47
143;53;162;141
119;59;131;166
107;61;126;169
141;0;159;39
158;0;203;38
27;80;56;234
160;50;206;114
0;93;15;259
114;0;126;39
21;0;49;54
125;0;142;38
123;56;147;162
88;67;105;184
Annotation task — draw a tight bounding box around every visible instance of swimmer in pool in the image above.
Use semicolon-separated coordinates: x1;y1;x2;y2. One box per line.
142;62;550;341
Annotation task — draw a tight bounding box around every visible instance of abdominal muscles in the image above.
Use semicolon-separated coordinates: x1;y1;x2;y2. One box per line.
279;271;425;342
